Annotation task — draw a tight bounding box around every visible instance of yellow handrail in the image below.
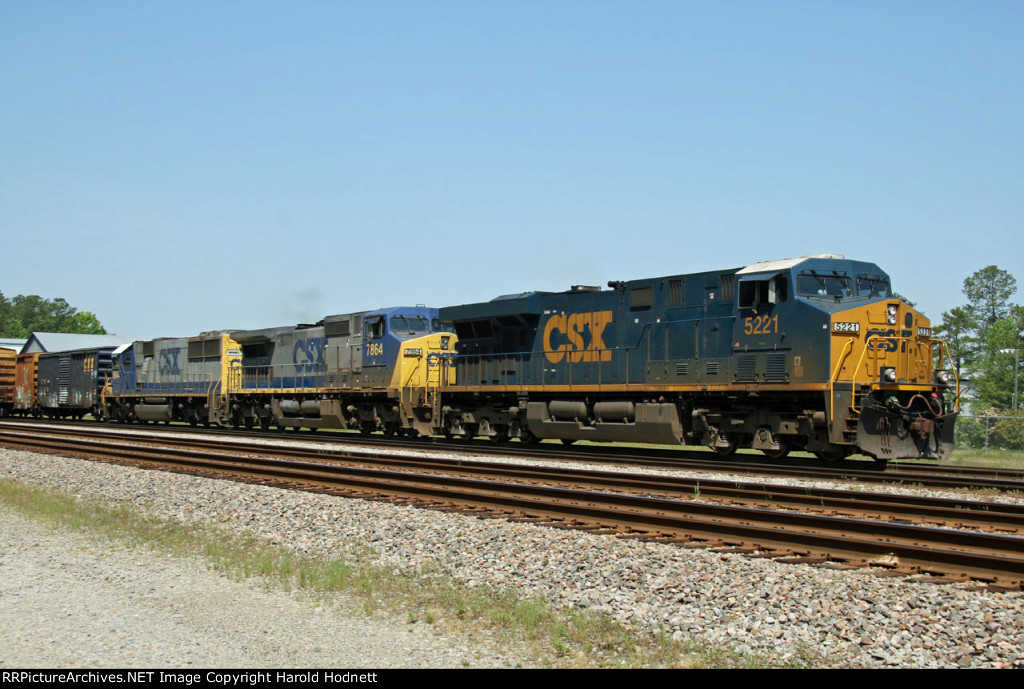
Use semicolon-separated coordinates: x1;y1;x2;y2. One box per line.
828;338;855;423
839;335;959;414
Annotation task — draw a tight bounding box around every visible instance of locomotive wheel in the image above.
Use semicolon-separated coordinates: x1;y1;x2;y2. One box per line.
244;417;254;431
561;438;576;446
259;417;271;431
713;436;738;456
490;430;509;443
813;447;846;462
519;429;540;445
762;440;791;460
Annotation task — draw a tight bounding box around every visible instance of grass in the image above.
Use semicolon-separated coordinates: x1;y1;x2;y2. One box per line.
0;477;807;669
947;447;1024;470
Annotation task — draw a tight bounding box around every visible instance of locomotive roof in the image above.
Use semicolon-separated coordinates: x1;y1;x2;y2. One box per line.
441;254;894;321
737;254;846;275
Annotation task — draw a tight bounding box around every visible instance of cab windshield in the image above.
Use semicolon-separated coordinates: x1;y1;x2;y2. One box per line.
796;273;852;298
856;277;892;298
390;316;430;334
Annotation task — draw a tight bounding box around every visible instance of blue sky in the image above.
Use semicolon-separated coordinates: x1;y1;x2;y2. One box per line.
2;1;1021;339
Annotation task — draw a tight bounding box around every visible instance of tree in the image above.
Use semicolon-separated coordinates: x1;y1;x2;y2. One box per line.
0;292;108;337
934;305;975;379
937;267;1022;411
963;266;1016;334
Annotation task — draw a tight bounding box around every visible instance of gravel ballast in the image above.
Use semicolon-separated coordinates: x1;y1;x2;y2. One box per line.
1;442;1023;669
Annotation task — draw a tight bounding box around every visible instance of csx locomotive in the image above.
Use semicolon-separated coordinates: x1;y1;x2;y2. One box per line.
437;254;957;462
7;255;958;461
101;306;455;438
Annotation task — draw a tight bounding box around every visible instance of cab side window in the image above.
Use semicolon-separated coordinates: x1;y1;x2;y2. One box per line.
364;317;385;340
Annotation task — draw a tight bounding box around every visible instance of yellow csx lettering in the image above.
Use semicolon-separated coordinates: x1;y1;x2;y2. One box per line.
543;311;613;364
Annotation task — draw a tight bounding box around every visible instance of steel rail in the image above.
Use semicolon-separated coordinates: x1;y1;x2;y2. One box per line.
2;426;1024;533
4;415;1019;491
3;418;1022;491
2;428;1023;587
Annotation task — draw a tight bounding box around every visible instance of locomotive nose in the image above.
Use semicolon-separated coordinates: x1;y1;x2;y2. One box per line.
829;301;959;460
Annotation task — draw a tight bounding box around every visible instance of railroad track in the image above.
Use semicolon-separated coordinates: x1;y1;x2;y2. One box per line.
2;423;1023;589
3;418;1022;492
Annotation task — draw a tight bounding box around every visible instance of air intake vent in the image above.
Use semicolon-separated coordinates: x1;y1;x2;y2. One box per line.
766;353;787;381
737;354;756;382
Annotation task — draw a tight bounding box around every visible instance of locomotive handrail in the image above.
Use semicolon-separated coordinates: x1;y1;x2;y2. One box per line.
935;338;961;412
842;335;959;414
848;332;908;415
828;337;856;423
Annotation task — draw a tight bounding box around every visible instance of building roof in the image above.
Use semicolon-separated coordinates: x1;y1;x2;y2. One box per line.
0;338;27;351
20;332;135;355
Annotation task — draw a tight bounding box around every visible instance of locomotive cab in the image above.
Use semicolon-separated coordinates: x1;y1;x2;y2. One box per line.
360;307;458;436
736;256;958;460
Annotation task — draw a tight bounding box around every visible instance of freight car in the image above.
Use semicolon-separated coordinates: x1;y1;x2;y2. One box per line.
103;306;457;436
435;255;958;461
0;348;14;416
36;345;120;419
13;352;39;416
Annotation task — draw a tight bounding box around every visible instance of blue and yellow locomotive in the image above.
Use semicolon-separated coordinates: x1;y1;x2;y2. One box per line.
103;333;242;424
103;306;457;436
229;306;455;435
437;255;957;461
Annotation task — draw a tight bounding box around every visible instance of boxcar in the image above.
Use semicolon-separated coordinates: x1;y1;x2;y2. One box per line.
0;348;15;416
36;346;120;419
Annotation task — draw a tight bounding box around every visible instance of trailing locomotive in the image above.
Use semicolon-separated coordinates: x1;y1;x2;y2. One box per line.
103;332;241;425
436;255;958;461
101;306;456;436
228;306;454;435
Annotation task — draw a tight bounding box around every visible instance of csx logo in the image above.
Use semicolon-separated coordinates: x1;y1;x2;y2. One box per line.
866;329;912;353
543;311;613;364
293;337;326;373
159;348;181;374
426;352;457;367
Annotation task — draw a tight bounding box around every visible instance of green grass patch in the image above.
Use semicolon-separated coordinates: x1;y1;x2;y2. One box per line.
949;447;1024;469
0;477;799;668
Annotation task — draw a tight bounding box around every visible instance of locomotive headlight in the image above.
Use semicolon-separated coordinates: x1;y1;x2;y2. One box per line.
881;366;898;383
887;304;898;325
936;369;950;384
